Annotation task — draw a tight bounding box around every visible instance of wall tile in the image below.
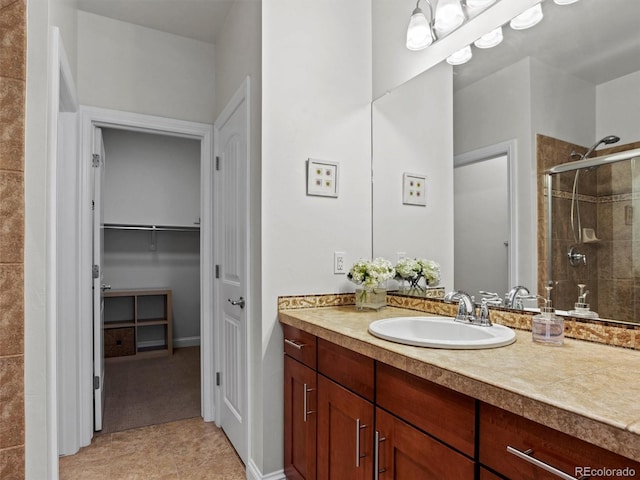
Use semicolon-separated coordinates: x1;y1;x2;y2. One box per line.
0;355;24;448
0;446;25;480
0;77;24;172
0;0;26;81
0;171;23;263
0;265;22;356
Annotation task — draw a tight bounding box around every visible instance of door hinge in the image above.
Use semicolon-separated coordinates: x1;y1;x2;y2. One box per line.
92;154;101;167
94;376;100;390
215;156;221;171
216;372;221;386
92;264;100;279
215;265;220;279
91;200;95;211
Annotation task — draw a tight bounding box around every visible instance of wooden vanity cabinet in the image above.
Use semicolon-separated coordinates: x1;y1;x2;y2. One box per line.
480;402;640;480
283;325;318;480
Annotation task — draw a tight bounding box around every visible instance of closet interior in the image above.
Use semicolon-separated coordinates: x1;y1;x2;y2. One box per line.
100;128;202;432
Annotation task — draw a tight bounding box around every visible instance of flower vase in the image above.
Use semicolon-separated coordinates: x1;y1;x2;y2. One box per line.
355;287;387;311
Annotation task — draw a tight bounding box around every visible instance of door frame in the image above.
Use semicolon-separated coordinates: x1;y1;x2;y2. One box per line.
213;77;252;463
77;106;215;442
454;139;518;287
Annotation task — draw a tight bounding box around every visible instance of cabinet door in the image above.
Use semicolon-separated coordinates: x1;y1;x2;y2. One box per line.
480;402;640;480
284;355;317;480
317;375;374;480
375;408;475;479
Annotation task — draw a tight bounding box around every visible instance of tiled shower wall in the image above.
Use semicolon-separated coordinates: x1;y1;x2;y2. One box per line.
0;0;26;478
538;134;640;323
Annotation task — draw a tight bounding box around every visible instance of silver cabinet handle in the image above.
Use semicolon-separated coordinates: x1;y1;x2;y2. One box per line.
284;338;304;350
303;384;315;422
356;419;367;467
374;431;387;480
228;297;245;309
507;446;589;480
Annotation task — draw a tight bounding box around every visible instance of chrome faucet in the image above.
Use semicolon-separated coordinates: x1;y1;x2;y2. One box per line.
444;291;477;324
504;286;530;310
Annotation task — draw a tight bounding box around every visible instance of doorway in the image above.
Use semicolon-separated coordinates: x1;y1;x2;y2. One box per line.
98;128;202;433
70;107;215;449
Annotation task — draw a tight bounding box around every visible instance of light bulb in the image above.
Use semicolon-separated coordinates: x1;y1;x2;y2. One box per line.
474;26;503;49
510;3;543;30
554;0;579;4
435;0;464;35
446;45;472;66
406;7;433;51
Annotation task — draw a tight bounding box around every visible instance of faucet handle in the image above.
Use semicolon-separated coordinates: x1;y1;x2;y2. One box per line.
478;299;492;326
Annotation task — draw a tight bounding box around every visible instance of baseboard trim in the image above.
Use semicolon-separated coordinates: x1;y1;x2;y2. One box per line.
173;336;201;348
246;459;285;480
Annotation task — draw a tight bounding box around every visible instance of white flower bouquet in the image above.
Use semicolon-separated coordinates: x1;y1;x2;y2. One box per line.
348;258;395;310
395;258;441;290
348;257;395;290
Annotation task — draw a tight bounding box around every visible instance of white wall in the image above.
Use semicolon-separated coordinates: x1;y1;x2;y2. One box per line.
372;62;454;289
50;0;78;78
454;57;535;290
597;69;640;143
262;0;372;475
102;129;201;227
77;11;216;124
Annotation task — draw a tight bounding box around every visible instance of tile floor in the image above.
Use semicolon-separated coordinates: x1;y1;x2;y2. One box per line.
59;417;246;479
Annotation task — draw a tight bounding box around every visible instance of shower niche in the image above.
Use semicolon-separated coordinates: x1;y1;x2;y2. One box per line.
539;134;640;323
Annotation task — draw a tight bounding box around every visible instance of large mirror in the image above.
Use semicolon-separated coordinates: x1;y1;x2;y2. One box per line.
372;0;640;325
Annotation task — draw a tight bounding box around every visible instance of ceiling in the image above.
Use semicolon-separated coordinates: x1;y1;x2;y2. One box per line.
76;0;640;89
453;0;640;90
77;0;237;44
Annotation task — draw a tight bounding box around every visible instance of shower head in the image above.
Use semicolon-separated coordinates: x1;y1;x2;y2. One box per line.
582;135;620;160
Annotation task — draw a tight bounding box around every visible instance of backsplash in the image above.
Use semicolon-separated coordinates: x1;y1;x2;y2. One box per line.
279;292;640;350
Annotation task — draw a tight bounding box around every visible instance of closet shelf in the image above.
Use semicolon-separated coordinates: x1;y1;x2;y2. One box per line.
103;223;200;232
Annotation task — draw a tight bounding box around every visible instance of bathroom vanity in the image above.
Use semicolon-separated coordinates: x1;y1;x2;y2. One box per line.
280;301;640;480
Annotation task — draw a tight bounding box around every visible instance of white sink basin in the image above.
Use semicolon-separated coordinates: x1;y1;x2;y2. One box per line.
368;316;516;349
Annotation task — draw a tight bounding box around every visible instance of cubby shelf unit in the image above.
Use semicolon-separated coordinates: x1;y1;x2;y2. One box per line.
103;288;173;358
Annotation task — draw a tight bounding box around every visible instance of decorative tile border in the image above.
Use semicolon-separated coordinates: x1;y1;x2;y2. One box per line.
278;292;640;350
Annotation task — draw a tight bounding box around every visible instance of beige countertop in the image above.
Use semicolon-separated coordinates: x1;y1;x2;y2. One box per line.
279;305;640;463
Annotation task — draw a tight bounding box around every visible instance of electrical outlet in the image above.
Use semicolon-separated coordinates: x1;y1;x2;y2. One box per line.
334;252;346;274
397;252;407;263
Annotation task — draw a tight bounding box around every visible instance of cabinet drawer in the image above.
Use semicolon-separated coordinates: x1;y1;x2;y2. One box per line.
480;402;640;480
283;324;317;369
376;362;476;457
318;339;374;401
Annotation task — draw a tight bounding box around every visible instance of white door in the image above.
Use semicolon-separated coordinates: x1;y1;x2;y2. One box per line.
92;127;106;431
454;154;509;300
215;79;249;463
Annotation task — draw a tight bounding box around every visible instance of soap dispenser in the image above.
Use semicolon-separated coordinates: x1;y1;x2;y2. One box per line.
568;284;599;318
532;286;564;346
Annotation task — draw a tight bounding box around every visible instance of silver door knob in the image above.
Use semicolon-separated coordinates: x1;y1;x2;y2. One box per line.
228;297;245;309
101;284;112;291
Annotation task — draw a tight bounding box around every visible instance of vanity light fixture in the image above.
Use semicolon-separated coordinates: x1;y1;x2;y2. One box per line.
474;26;503;48
446;45;473;65
434;0;465;35
509;3;543;30
406;0;436;51
553;0;579;4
